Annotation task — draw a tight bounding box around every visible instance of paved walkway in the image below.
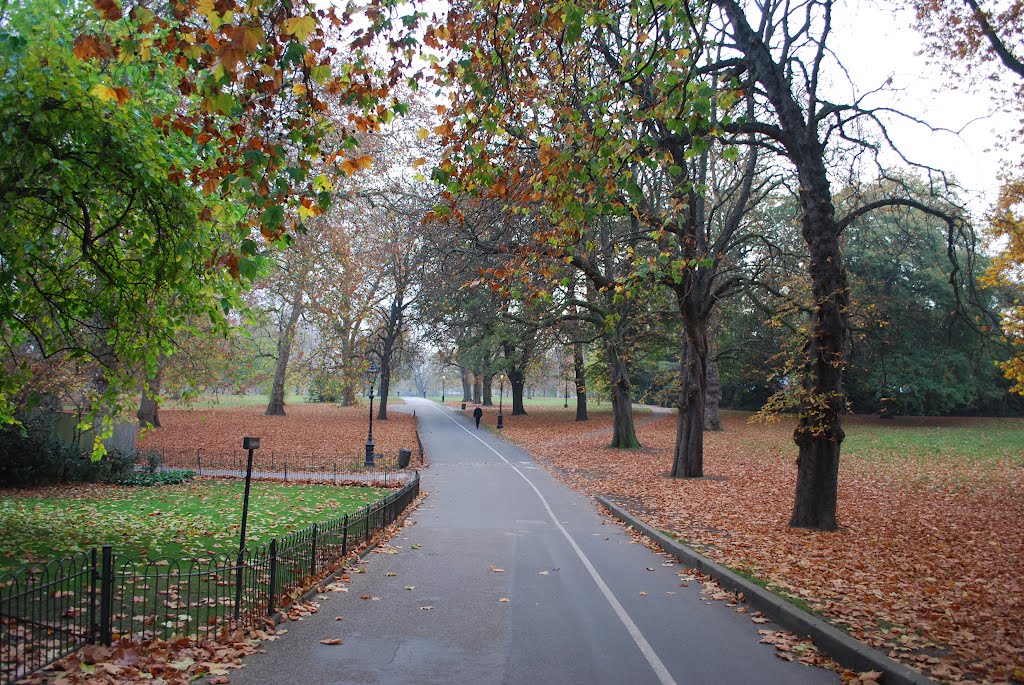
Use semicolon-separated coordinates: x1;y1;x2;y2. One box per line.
228;398;838;685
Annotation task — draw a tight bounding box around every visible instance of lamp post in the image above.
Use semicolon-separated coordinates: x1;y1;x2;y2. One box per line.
365;362;378;466
497;373;505;429
441;374;446;403
564;377;569;408
235;436;259;620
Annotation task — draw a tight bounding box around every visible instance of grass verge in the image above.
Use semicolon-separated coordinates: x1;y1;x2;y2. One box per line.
0;479;388;573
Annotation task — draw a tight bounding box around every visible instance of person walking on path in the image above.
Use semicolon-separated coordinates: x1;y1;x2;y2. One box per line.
473;405;483;428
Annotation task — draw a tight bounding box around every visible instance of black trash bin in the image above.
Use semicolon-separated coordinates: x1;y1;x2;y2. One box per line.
461;402;467;410
398;448;412;469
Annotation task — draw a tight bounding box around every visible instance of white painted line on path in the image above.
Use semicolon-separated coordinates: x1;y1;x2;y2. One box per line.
429;403;679;685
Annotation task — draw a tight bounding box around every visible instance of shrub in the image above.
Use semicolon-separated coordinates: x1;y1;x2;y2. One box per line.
308;373;342;403
110;469;195;486
144;449;162;473
0;416;138;487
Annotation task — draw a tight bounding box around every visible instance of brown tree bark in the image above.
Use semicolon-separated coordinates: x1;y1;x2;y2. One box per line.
605;340;639;448
718;0;848;530
574;339;588;421
266;286;304;416
509;367;527;415
672;318;707;477
461;366;472;402
376;298;404;421
482;374;493;406
704;356;723;431
137;362;162;428
704;313;723;431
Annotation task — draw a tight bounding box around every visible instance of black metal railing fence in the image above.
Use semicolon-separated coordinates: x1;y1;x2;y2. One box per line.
0;473;419;685
144;446;422;486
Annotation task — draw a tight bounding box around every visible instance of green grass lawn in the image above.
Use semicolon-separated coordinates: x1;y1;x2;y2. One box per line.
842;419;1024;466
0;480;389;574
728;410;1024;471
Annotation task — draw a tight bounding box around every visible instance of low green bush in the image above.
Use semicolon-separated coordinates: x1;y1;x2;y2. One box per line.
110;469;195;487
0;412;139;487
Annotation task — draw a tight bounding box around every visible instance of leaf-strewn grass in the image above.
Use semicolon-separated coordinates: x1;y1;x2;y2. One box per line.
0;479;387;574
842;417;1024;466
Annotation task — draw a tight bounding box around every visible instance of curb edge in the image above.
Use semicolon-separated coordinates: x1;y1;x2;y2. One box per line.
594;495;936;685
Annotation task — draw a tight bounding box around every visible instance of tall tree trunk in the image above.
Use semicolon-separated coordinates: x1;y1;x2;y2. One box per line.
704;313;723;431
509;368;527;415
473;372;482;404
461;366;472;402
376;298;403;421
605;341;639;448
574;340;588;421
483;375;493;406
137;362;162;428
789;178;847;530
266;288;304;416
672;317;706;477
704;357;723;431
338;320;359;406
376;358;392;421
718;0;847;530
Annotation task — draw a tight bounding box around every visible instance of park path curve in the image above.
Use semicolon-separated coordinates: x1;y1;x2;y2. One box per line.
227;398;838;685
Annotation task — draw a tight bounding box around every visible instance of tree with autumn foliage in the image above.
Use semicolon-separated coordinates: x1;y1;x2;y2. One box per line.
415;0;740;451
982;182;1024;394
914;0;1024;394
0;0;400;439
0;1;239;444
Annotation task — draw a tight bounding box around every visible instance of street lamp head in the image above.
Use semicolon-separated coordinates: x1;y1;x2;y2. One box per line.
366;361;379;387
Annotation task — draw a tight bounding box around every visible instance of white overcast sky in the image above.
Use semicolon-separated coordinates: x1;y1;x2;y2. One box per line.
348;0;1017;213
828;0;1019;214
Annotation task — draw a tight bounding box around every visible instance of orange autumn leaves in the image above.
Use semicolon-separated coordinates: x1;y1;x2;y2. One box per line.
73;0;389;262
498;408;1024;683
138;404;419;468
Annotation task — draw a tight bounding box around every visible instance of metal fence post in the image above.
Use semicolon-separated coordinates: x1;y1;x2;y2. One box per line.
342;514;348;559
310;523;318;578
196;449;202;476
268;539;277;617
100;545;113;646
233;549;244;622
89;547;98;644
284;464;288;481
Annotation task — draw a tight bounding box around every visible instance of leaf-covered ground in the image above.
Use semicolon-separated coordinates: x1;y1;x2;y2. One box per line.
0;480;387;573
489;405;1024;684
137;403;420;468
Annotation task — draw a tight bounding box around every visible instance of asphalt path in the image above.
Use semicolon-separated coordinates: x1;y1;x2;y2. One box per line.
228;398;838;685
